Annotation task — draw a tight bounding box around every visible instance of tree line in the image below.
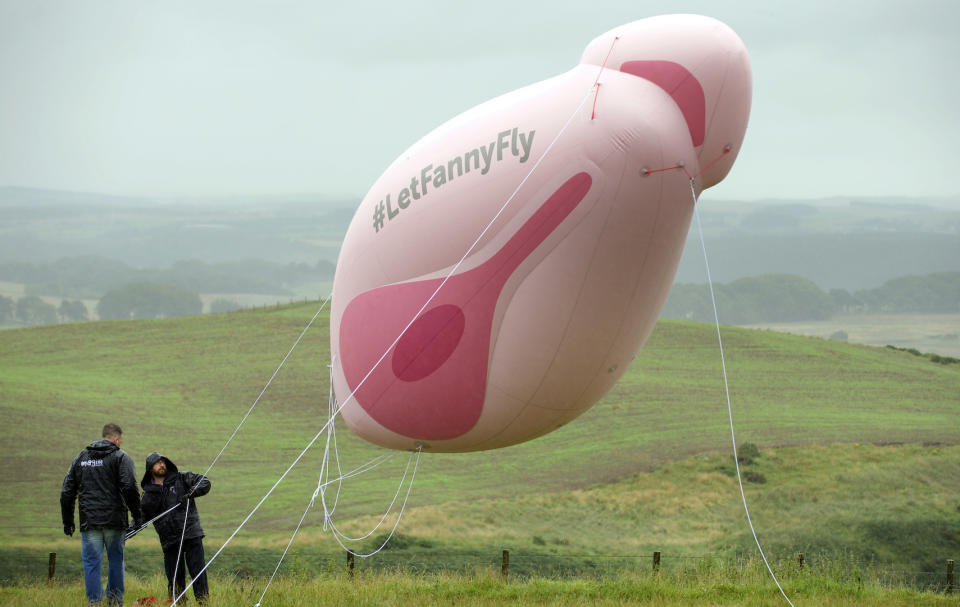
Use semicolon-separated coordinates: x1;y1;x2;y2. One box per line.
2;271;956;328
0;256;336;299
660;272;959;324
1;284;210;326
0;295;89;326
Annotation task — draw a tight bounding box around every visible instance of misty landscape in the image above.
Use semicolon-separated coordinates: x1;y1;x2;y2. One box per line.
2;186;957;356
3;3;960;605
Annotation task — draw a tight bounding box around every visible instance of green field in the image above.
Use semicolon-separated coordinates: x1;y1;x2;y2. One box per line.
0;302;958;592
3;567;959;607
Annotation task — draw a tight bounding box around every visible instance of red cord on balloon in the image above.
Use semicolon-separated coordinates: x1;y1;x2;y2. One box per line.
591;36;619;120
641;145;732;180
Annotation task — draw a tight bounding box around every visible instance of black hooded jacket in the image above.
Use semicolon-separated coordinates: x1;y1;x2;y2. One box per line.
61;439;142;531
140;452;211;548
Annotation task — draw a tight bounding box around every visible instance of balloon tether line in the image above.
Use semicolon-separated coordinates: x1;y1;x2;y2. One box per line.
690;180;795;607
172;87;597;607
171;498;190;599
124;297;333;542
199;295;332;482
254;364;418;606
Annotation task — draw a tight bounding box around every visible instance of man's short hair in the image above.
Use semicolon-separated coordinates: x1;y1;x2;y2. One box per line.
102;423;123;439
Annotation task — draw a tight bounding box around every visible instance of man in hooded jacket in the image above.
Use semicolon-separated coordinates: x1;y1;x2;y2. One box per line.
61;423;143;606
141;452;211;602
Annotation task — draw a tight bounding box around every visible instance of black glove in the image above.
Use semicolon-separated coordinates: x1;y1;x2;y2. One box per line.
63;523;75;537
180;495;191;509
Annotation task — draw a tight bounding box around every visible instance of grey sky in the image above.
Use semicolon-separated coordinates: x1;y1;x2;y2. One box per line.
2;0;958;201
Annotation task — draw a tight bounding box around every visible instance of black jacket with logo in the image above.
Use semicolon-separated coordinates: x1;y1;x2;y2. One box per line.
61;439;142;531
140;452;211;548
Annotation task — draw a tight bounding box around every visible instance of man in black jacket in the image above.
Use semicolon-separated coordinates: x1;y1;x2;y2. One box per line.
141;451;211;602
61;423;142;606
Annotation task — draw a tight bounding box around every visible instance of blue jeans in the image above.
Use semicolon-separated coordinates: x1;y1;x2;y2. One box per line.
80;529;125;605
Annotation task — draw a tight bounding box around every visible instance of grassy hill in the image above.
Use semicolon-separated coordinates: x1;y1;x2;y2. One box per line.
0;302;957;582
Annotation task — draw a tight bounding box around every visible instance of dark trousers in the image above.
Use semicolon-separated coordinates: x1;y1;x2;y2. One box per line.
162;536;208;601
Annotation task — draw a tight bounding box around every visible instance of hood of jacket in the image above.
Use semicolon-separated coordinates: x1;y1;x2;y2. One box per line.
141;452;179;488
86;439;119;456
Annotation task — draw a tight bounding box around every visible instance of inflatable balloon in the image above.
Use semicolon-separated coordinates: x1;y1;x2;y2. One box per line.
330;14;752;452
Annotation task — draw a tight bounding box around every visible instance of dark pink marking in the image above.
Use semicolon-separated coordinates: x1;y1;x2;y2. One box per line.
392;304;465;382
339;172;593;440
620;60;706;147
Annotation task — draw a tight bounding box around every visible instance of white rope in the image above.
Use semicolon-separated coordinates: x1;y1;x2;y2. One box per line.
326;447;422;558
174;83;596;604
319;360;344;524
124;501;181;540
199;295;332;482
314;357;416;545
172;415;340;603
252;450;405;605
318;452;398;489
170;498;190;604
323;447;418;543
136;298;331;543
255;446;422;606
253;492;313;607
169;297;332;604
691;181;795;607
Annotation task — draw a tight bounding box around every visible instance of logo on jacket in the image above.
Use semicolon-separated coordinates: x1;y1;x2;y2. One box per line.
80;459;104;467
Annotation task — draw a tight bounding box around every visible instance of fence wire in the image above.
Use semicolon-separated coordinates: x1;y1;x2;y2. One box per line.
4;547;955;593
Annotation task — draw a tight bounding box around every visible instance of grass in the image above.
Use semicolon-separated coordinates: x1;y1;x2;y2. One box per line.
2;565;959;607
0;303;958;589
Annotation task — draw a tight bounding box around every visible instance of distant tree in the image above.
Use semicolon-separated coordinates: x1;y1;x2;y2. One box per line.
828;288;860;314
58;299;89;323
854;272;960;313
209;298;242;314
661;274;835;324
97;283;202;320
0;295;13;322
726;274;834;323
18;256;139;299
15;295;59;326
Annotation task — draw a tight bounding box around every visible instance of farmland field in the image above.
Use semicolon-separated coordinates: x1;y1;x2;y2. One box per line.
743;314;960;358
0;303;957;591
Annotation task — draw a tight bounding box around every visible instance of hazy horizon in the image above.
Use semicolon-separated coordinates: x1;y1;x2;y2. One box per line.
3;184;960;211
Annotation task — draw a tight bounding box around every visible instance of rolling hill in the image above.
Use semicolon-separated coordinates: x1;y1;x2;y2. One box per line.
0;302;957;581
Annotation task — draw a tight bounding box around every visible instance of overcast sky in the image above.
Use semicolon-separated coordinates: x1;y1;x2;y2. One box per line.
2;0;958;202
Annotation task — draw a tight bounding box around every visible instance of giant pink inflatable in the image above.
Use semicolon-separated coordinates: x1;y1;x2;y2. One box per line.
330;14;752;452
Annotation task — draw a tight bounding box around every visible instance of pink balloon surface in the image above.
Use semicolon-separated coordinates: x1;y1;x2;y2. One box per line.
330;14;752;452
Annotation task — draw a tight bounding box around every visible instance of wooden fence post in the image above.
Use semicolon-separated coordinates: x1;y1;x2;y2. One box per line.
653;551;661;573
501;549;509;581
47;552;56;583
346;551;354;578
947;559;954;594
